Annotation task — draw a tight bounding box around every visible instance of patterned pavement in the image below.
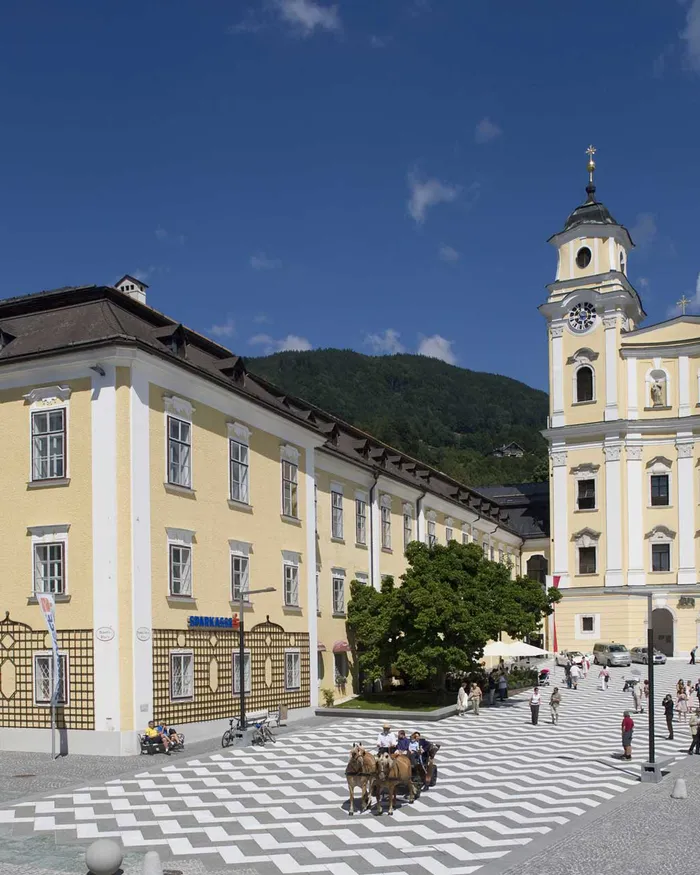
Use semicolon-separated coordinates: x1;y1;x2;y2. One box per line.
0;662;692;875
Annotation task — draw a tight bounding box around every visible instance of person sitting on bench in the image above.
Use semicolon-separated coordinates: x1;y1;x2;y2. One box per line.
145;721;170;754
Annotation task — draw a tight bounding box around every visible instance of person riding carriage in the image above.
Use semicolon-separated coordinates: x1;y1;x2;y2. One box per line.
376;723;397;755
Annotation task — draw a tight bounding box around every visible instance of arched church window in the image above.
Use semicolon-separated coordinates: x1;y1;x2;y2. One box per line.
576;365;594;403
576;247;592;269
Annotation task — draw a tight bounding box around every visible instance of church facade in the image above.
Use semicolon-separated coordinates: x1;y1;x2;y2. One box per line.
542;148;700;658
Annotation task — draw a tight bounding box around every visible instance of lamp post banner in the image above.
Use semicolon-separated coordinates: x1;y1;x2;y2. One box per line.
37;593;60;699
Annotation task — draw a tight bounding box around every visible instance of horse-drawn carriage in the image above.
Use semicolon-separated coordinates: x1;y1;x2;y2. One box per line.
345;741;440;816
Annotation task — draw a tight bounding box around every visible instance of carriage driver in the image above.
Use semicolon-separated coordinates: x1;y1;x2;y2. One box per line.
377;722;397;754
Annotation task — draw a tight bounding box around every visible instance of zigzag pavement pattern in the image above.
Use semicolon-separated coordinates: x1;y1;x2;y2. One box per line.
0;663;686;875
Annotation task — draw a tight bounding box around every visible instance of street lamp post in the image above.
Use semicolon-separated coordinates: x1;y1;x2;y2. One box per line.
235;586;275;730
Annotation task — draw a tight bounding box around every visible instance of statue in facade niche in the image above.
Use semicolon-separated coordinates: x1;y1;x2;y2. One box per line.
651;380;666;407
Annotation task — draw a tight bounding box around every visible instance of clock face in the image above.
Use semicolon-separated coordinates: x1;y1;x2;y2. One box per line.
568;302;596;333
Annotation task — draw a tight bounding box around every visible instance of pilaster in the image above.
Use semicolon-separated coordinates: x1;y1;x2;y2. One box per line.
304;446;318;705
550;323;565;428
626;358;638;420
676;437;695;585
604;438;624;586
626;439;645;586
679;356;691;417
551;447;569;588
603;314;619;421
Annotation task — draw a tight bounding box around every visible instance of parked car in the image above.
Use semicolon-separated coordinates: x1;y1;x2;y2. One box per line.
630;646;667;665
593;642;631;667
555;650;584;667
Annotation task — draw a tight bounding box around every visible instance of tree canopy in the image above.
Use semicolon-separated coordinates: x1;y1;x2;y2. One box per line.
346;541;561;688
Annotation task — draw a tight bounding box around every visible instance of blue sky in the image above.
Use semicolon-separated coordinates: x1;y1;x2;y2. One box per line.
1;1;699;391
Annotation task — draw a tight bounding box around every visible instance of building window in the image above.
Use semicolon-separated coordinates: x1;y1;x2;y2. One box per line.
169;544;192;597
482;541;489;558
652;542;671;572
581;615;594;633
650;474;669;507
315;568;320;613
33;653;68;705
331;490;344;539
284;563;299;607
355;499;367;545
575;365;594;403
427;519;437;547
167;416;192;487
578;546;597;574
332;575;345;615
282;460;298;517
34;542;65;594
490;545;495;561
229;440;249;503
31;409;66;481
170;651;194;701
445;521;453;543
231;554;249;601
462;526;470;545
355;572;369;587
285;650;301;691
577;478;596;510
498;549;504;563
232;650;251;694
403;508;413;550
381;501;392;550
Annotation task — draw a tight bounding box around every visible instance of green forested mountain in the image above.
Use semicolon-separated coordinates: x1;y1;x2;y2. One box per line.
247;350;549;486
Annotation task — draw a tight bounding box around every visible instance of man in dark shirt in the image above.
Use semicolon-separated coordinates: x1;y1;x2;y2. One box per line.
662;694;675;740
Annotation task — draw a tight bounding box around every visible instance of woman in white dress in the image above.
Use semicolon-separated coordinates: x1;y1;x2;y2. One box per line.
457;683;468;716
598;668;610;691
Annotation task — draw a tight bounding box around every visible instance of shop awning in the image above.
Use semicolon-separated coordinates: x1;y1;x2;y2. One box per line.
333;640;351;654
317;642;327;652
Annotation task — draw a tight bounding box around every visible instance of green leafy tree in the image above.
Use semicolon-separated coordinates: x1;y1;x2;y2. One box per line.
346;541;560;689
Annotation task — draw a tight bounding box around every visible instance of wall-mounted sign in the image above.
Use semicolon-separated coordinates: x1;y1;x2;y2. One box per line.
136;627;151;641
188;616;238;629
96;626;115;642
678;597;696;609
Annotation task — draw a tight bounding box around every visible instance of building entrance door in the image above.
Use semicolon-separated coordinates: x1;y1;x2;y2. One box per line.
652;608;674;657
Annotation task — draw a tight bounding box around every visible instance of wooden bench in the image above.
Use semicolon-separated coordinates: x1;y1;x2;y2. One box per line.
244;705;288;729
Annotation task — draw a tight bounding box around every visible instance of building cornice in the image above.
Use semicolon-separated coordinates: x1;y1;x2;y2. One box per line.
543;414;700;443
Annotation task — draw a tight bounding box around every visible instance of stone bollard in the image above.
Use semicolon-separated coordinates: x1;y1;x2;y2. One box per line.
142;850;163;875
85;838;123;875
671;777;688;799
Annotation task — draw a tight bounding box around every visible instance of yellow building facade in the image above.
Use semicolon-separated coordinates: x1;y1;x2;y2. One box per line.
0;278;543;755
543;152;700;657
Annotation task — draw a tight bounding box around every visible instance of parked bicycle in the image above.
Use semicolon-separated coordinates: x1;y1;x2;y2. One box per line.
221;717;244;748
221;716;276;748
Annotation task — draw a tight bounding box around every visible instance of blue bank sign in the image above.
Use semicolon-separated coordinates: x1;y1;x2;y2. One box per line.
188;616;236;628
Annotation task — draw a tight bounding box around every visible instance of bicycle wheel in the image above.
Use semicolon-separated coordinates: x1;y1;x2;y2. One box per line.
221;729;232;748
252;728;265;745
263;724;276;744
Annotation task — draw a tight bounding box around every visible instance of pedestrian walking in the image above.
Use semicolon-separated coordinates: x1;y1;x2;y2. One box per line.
642;679;649;713
582;655;590;678
530;686;542;725
690;646;697;665
564;660;572;689
497;673;508;702
487;672;496;706
550;686;561;725
686;680;696;709
598;667;610;691
687;708;700;755
631;679;642;713
621;711;634;760
570;662;581;690
457;682;468;716
468;683;482;716
677;689;689;723
663;694;675;740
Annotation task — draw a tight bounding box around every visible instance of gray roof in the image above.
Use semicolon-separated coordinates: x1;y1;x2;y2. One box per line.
471;482;549;540
0;284;522;535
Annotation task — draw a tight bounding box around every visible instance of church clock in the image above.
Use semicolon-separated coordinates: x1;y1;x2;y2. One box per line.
568;301;596;333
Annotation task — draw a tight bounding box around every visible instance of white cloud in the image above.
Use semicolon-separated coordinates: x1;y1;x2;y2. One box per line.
274;0;341;37
210;316;236;339
250;251;282;270
681;0;700;71
630;212;658;248
249;333;312;353
407;172;460;224
253;312;269;324
364;329;405;355
155;226;185;245
133;266;156;282
667;272;700;317
417;334;457;365
474;117;502;144
438;244;460;263
228;9;265;34
369;34;388;48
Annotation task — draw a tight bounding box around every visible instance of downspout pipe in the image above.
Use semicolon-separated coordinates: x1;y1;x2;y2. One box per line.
369;472;380;589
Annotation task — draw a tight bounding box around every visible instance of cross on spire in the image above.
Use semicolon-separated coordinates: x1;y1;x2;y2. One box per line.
677;295;691;315
585;144;597;201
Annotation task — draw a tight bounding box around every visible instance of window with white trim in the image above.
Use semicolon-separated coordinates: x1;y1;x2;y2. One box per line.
575;365;594;403
31;409;66;481
490;545;495;561
33;653;68;705
231;554;249;601
427;517;437;547
581;616;594;633
167;416;191;487
577;478;596;510
284;562;300;607
650;474;670;507
355;498;367;545
170;651;194;701
331;490;344;539
332;573;345;615
285;649;301;690
482;540;489;558
462;525;470;545
403;505;413;550
315;567;320;614
232;650;251;694
282;460;298;517
498;549;504;563
381;496;392;549
573;527;599;575
34;542;65;594
169;544;192;597
355;571;369;586
652;543;671;572
445;518;453;543
229;440;249;503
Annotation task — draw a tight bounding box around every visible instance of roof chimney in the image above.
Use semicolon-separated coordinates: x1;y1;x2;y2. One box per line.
115;274;148;305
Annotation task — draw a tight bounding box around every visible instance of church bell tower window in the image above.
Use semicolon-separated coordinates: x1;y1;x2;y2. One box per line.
575;247;592;269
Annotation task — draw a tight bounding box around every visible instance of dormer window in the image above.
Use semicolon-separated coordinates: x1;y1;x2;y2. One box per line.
0;328;15;352
576;246;592;269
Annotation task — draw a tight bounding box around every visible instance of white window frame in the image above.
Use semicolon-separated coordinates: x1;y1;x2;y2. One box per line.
403;503;413;550
498;549;504;563
232;649;252;695
461;524;470;545
166;528;195;598
573;363;596;404
355;571;369;587
282;551;301;607
315;566;321;615
170;650;195;702
575;613;600;640
332;568;346;615
164;395;194;489
573;527;600;575
426;511;437;547
229;539;252;602
33;651;68;706
482;539;489;558
380;495;392;550
331;483;344;540
29;524;69;596
647;457;672;508
355;493;368;546
281;445;300;518
646;525;675;573
285;648;301;691
24;387;71;483
228;422;251;505
445;518;454;543
572;463;599;511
